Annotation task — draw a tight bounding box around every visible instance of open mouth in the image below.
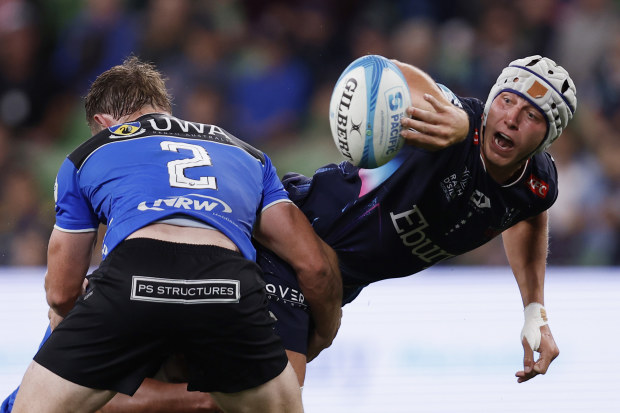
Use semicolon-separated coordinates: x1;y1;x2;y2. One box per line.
493;132;514;150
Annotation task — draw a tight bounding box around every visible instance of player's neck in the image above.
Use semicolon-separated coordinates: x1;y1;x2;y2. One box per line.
121;106;170;123
479;150;529;186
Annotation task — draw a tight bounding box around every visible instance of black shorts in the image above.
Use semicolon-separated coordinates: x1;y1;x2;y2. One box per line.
34;239;288;395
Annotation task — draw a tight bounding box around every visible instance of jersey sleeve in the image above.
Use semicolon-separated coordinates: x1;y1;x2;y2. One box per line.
533;151;559;210
54;157;99;232
437;83;464;109
260;154;292;212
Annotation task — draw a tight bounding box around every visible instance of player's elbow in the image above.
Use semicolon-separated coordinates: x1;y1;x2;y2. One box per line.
46;292;78;317
45;280;81;317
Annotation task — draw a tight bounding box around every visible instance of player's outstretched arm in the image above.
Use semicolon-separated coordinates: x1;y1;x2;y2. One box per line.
502;211;559;382
254;202;343;360
391;60;469;151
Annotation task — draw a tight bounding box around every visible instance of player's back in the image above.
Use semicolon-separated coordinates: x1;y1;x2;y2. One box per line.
56;113;286;260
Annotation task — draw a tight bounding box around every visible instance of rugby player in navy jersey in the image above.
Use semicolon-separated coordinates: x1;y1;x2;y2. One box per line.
3;55;576;412
9;57;342;413
259;54;576;388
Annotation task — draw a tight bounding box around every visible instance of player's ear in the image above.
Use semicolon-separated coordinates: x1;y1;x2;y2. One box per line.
93;113;119;130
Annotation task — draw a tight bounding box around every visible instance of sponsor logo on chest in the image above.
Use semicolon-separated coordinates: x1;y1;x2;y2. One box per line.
390;205;454;264
440;167;471;201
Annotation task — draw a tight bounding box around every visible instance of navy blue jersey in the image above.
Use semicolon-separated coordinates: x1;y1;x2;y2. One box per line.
54;113;290;260
284;95;558;299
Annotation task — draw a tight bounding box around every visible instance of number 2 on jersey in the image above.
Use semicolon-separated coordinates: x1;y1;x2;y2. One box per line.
160;141;217;189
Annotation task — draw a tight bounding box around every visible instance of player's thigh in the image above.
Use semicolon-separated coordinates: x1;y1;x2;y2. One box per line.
12;361;115;413
209;362;302;413
286;349;307;386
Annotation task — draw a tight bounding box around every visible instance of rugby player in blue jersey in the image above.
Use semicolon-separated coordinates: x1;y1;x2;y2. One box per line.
9;57;342;413
4;54;576;412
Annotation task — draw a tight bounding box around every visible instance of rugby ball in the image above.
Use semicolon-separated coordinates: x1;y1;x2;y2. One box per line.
329;55;411;168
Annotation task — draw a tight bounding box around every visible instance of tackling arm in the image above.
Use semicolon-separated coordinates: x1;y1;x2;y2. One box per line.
254;202;343;361
45;229;97;319
502;211;559;382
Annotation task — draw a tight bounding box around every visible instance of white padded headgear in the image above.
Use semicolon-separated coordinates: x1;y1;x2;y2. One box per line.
483;55;577;155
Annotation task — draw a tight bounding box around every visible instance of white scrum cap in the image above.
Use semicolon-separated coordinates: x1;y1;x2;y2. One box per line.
483;55;577;155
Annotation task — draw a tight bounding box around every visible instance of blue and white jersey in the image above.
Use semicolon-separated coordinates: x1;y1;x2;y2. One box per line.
282;88;558;302
54;113;290;260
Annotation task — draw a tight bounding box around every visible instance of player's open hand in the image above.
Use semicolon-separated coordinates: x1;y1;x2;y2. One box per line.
306;331;332;363
516;324;559;383
400;93;469;151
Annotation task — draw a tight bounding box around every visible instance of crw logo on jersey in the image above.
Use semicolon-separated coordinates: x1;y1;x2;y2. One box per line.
527;174;549;198
137;194;233;213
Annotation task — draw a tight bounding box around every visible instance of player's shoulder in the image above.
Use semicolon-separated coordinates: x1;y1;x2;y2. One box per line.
140;114;267;165
531;151;558;182
523;151;559;205
67;114;267;169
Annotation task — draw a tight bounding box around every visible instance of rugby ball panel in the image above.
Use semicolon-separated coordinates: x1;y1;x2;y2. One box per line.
329;55;411;168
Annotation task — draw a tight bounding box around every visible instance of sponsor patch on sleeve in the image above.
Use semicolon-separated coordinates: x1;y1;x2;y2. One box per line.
527;174;549;198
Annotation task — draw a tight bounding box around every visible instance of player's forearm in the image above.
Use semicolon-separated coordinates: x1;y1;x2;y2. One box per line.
390;59;449;109
45;229;96;316
98;379;222;413
502;212;549;306
297;240;343;341
254;203;343;340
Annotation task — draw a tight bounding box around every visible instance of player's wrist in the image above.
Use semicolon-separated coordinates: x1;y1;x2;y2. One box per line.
521;302;548;351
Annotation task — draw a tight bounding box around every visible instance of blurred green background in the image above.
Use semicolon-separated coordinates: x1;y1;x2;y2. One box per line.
0;0;618;267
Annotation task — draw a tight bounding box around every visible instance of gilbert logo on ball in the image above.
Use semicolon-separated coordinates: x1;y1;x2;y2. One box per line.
329;55;411;168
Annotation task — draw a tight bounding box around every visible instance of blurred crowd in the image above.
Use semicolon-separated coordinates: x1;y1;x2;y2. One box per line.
0;0;618;267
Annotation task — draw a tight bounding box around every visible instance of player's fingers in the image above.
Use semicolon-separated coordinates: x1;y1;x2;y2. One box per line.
533;356;551;375
401;116;437;135
533;326;559;376
516;337;537;383
405;106;436;126
400;127;449;151
522;336;534;371
533;345;557;375
516;368;537;383
422;93;447;112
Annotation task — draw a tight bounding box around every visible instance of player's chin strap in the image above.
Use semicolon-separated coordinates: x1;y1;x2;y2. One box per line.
520;302;548;351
